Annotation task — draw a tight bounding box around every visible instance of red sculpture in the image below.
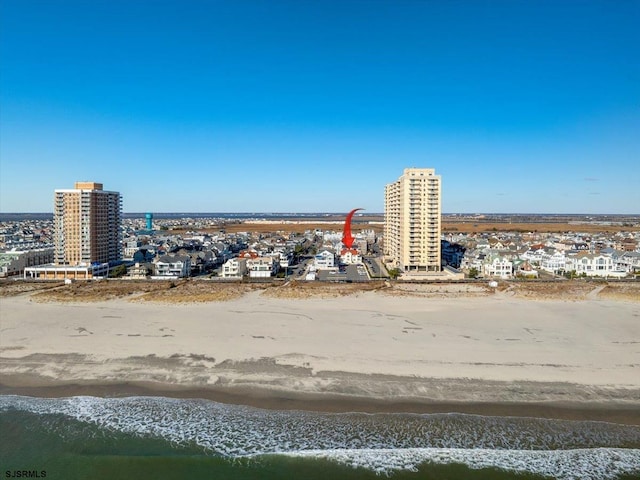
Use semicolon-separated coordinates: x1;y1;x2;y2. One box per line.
342;208;363;248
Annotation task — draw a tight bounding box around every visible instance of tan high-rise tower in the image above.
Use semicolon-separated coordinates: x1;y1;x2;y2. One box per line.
54;182;122;265
384;168;441;272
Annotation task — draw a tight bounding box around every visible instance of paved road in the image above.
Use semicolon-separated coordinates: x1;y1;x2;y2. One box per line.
364;256;388;278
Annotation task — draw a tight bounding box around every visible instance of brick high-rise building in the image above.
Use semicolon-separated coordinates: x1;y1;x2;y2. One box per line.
384;168;441;272
54;182;122;266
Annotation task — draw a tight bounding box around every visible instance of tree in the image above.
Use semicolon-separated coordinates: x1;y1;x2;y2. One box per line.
387;268;401;279
109;264;127;278
468;267;479;279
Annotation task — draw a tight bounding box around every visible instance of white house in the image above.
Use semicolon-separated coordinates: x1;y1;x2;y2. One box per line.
615;251;640;273
221;258;247;278
521;246;547;266
483;256;513;278
154;254;191;278
313;250;336;269
540;251;566;274
564;253;623;277
271;248;289;268
340;248;362;265
246;256;278;278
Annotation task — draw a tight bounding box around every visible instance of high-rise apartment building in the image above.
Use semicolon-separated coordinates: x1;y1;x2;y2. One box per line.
54;182;122;266
384;168;441;272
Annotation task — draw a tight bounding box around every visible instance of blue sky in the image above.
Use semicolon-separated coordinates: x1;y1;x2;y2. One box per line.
1;0;638;213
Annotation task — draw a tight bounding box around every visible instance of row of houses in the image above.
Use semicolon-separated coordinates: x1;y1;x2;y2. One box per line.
217;247;366;280
216;228;375;279
454;236;640;279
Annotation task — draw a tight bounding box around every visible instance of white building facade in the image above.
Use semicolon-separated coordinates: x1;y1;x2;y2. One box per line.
246;256;278;278
564;253;623;277
483;256;513;278
154;254;191;278
340;248;362;265
313;250;336;269
221;258;247;278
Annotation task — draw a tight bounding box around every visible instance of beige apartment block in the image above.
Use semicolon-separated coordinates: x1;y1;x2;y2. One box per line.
54;181;122;266
384;168;441;272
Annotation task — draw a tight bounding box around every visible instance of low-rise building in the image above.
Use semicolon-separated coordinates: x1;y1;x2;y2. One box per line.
615;251;640;273
340;248;362;265
127;262;151;279
246;256;278;278
221;258;247;278
123;239;143;260
540;251;566;274
154;254;191;278
313;250;336;269
512;259;539;278
24;262;110;280
483;256;513;278
0;247;54;277
564;253;623;277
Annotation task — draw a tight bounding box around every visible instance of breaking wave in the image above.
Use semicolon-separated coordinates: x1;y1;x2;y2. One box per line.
2;395;639;479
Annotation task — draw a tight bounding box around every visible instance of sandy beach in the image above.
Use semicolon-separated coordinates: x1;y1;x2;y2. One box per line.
1;284;639;423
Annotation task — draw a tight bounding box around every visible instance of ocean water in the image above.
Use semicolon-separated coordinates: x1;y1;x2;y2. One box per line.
1;395;639;480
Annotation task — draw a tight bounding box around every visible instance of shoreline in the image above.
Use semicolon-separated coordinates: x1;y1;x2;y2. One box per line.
2;377;640;426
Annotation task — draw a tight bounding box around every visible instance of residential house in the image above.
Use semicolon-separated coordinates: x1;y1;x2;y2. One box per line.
237;250;259;260
540;251;566;274
221;258;247;278
123;239;143;259
512;259;538;278
564;253;623;277
483;255;513;278
340;248;362;265
615;251;640;273
133;247;156;264
127;262;151;279
313;250;336;269
154;254;191;278
246;256;278;278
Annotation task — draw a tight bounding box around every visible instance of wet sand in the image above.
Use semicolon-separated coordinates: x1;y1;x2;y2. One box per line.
2;378;640;425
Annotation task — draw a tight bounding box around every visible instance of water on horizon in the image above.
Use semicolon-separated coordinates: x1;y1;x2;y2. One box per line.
1;395;639;480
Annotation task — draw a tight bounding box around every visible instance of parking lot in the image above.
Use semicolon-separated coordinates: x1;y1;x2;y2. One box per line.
316;264;369;282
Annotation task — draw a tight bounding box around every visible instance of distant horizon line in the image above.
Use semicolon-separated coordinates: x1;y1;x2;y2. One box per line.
1;212;638;217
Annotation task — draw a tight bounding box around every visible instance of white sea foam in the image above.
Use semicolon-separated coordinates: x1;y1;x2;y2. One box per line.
2;395;639;478
283;447;640;479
